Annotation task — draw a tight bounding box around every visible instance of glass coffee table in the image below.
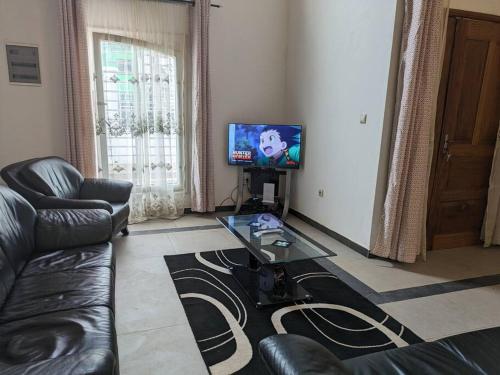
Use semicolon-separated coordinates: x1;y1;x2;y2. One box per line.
218;213;335;308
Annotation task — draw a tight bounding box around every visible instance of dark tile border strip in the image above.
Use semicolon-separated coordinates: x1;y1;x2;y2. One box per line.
129;224;223;236
282;221;337;257
315;258;379;302
316;257;500;305
289;209;371;258
127;215;338;260
129;212;500;304
374;273;500;304
291;210;500;303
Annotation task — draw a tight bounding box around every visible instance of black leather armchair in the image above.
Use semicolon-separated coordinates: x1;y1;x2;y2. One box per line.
0;186;118;374
1;156;133;236
259;329;500;375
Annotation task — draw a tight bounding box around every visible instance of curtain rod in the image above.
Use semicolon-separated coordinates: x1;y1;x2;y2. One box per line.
158;0;222;8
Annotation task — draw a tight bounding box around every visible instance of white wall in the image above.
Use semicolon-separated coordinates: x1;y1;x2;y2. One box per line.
3;0;499;244
0;0;66;180
210;0;288;205
0;0;289;201
286;0;400;249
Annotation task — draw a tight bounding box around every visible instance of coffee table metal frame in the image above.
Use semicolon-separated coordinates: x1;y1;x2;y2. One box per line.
218;214;335;309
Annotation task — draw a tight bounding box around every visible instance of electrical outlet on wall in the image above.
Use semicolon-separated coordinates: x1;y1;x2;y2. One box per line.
360;113;368;124
318;189;325;198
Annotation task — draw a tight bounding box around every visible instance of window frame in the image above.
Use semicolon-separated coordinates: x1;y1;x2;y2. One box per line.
92;32;186;191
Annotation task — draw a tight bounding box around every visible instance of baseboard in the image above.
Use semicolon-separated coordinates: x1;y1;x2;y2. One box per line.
289;209;371;258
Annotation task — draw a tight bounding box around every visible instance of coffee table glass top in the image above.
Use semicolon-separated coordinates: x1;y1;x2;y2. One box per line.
218;213;335;264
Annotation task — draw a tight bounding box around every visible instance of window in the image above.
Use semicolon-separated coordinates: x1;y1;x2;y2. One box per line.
93;34;183;187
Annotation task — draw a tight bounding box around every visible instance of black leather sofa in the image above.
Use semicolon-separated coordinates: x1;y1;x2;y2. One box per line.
1;157;132;236
0;186;118;374
259;329;500;374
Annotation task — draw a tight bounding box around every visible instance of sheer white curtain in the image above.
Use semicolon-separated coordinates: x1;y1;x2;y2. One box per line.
84;0;189;223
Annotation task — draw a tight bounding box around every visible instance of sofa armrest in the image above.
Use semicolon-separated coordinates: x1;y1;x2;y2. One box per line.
259;334;352;375
36;209;112;251
36;195;113;213
80;178;133;203
0;349;116;375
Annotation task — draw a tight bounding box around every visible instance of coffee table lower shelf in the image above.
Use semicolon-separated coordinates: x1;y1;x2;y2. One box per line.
230;263;313;309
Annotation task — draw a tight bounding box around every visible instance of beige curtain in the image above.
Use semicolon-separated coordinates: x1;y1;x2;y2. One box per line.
190;0;215;213
60;0;97;177
483;128;500;247
371;0;446;263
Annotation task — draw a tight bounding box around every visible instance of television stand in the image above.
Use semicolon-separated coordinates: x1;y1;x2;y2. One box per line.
234;166;292;220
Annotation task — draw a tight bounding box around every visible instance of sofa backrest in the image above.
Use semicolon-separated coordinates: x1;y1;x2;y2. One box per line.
0;158;46;205
20;157;83;199
0;186;37;278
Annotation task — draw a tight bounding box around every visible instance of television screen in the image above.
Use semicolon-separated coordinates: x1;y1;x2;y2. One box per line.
228;123;302;169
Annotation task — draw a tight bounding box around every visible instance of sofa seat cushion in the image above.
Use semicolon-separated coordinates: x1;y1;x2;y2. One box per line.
111;202;130;232
0;267;113;324
0;349;116;375
0;306;115;366
22;244;114;276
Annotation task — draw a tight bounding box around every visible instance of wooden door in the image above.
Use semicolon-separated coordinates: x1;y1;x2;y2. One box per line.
428;16;500;250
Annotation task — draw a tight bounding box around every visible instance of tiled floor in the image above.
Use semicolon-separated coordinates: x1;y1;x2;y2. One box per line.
333;246;500;292
169;228;242;254
114;218;209;375
380;285;500;341
114;214;500;374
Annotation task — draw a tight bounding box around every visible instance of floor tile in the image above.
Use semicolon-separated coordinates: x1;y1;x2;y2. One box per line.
114;233;174;259
115;256;187;334
116;254;177;292
129;214;220;233
285;215;366;260
380;285;500;341
115;213;500;373
118;325;208;375
331;246;500;293
169;228;242;254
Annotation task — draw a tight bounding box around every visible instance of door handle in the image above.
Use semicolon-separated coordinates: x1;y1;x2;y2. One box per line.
442;134;452;162
442;134;449;154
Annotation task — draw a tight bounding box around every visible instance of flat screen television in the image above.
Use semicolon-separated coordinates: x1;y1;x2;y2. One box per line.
228;123;302;169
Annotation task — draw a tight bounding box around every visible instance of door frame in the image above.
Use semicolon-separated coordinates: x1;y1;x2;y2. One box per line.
448;9;500;24
427;9;500;250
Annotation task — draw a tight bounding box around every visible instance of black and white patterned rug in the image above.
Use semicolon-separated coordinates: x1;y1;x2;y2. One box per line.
164;248;422;375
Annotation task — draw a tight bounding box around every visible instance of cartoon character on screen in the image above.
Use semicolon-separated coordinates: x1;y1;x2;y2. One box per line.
257;126;301;168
